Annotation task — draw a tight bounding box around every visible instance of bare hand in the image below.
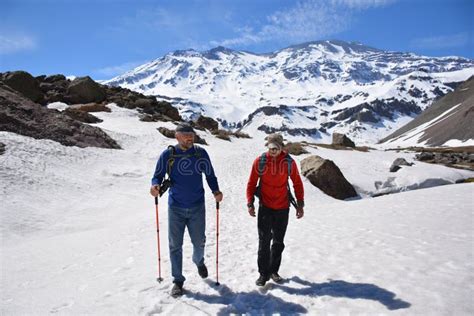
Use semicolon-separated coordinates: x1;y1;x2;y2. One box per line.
296;207;304;219
150;185;160;197
248;206;256;217
214;192;223;202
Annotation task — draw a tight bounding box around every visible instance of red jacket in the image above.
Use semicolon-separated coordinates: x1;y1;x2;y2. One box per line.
246;151;304;210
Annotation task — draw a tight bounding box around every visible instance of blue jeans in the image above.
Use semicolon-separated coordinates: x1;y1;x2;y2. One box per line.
168;203;206;283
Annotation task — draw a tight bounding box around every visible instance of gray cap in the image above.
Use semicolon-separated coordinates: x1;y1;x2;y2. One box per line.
175;123;195;133
265;133;285;148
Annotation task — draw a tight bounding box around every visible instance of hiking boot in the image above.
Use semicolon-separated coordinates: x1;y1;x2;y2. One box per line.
197;264;208;279
271;273;283;283
255;274;269;286
171;282;184;298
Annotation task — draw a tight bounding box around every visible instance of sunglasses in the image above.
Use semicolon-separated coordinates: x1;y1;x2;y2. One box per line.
268;146;281;151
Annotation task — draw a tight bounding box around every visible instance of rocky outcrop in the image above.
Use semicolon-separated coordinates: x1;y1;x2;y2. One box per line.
0;84;120;149
332;133;355;147
415;151;474;170
300;155;357;200
285;142;309;155
389;158;414;172
67;76;106;104
196;115;218;131
157;127;207;145
105;86;180;121
0;70;184;149
0;142;5;155
63;107;103;123
1;71;44;103
1;71;181;122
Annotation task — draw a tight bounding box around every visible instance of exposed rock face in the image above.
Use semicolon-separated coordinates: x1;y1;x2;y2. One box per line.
1;71;44;103
332;133;356;147
300;155;357;200
390;158;414;172
0;142;5;155
196;115;218;131
0;84;120;149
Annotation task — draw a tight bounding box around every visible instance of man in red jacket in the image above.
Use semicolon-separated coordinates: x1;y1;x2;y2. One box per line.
246;133;304;286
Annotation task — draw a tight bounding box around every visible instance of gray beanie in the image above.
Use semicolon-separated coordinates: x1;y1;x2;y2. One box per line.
175;123;195;133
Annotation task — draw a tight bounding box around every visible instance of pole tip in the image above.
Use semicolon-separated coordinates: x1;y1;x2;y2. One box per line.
215;282;220;286
157;277;164;283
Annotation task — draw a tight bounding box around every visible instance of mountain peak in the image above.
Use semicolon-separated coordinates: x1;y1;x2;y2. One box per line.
281;39;382;55
202;46;238;60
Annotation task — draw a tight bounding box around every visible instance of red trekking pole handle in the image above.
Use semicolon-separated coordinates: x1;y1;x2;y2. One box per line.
215;201;220;286
155;196;164;283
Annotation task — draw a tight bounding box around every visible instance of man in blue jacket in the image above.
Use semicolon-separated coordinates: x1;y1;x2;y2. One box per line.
150;123;223;297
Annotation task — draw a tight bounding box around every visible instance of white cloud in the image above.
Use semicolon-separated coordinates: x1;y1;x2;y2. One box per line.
331;0;397;9
211;0;396;48
0;34;36;55
94;61;145;78
411;33;470;50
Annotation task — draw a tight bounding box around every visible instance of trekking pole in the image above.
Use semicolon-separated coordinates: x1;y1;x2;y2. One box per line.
154;196;164;283
215;201;220;286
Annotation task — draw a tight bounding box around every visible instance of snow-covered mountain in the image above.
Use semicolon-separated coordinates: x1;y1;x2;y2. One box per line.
105;40;474;144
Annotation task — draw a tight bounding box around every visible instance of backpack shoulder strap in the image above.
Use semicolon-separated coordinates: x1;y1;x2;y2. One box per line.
165;145;176;178
193;145;202;157
285;153;293;178
258;153;267;177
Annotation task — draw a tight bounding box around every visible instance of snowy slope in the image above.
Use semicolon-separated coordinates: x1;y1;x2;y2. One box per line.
380;76;474;147
1;105;474;315
105;40;474;144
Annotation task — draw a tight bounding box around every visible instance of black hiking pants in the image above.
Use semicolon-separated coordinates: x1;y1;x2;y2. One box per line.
257;205;289;277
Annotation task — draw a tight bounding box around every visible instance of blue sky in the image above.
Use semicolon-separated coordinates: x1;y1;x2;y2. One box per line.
1;0;472;80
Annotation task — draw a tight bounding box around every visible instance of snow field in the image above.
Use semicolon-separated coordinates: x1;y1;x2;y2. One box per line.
1;105;473;315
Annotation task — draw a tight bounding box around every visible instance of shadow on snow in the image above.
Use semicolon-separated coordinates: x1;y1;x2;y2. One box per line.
183;277;410;314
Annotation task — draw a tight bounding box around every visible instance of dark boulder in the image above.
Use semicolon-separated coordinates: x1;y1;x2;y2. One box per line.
0;142;5;155
1;71;44;103
332;133;355;147
0;84;120;149
301;155;357;200
157;127;176;139
67;76;106;104
416;152;435;161
389;158;414;172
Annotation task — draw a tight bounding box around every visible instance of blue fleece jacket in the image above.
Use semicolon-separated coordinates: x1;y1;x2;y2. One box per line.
151;145;219;208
